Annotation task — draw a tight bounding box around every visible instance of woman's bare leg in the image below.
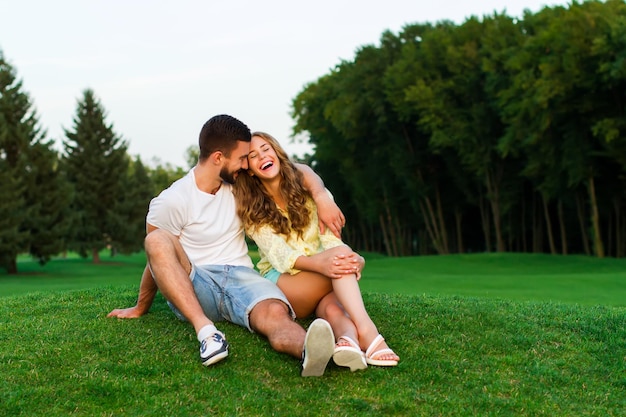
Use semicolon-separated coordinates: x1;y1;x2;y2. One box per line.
315;292;358;343
330;274;398;361
276;271;332;318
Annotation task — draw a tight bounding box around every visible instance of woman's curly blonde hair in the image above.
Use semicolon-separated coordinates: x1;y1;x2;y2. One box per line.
233;131;311;239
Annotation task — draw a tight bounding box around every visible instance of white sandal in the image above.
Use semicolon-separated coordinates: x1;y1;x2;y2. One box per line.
365;334;398;367
333;335;367;371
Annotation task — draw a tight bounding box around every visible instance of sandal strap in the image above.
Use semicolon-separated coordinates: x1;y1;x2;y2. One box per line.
337;335;360;349
365;334;385;357
368;348;395;360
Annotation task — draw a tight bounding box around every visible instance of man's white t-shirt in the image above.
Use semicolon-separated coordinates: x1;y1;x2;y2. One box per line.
146;168;254;268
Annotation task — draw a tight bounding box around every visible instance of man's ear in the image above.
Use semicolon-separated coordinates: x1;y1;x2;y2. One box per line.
210;151;223;165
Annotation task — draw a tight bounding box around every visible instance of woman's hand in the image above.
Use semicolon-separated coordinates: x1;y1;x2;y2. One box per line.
311;246;364;279
338;252;364;280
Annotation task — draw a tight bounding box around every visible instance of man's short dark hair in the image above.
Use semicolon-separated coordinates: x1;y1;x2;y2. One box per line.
198;114;251;161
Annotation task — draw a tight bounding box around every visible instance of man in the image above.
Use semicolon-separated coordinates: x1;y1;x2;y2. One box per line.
107;114;346;377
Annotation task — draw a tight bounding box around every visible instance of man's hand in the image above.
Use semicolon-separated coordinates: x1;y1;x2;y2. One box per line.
107;306;145;319
315;193;346;239
107;264;157;319
295;162;345;238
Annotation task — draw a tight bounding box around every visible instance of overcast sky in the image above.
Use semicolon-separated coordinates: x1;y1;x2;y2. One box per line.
1;0;568;168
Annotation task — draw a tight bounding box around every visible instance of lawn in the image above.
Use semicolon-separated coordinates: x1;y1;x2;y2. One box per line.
362;252;626;307
3;251;626;307
1;253;625;416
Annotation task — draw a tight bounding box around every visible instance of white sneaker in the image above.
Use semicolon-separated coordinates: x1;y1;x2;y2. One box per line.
200;331;229;366
301;319;335;377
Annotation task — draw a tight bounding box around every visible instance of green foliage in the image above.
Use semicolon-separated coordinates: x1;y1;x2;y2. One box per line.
146;160;186;195
184;144;199;169
0;51;191;271
63;89;129;261
0;50;70;273
0;163;26;271
109;156;154;254
21;141;73;265
293;0;626;258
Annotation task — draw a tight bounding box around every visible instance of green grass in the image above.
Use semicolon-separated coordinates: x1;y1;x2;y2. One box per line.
362;252;626;307
4;252;626;307
1;253;625;416
2;252;146;297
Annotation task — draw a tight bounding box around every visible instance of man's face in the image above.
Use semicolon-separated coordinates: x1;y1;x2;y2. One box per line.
219;140;250;184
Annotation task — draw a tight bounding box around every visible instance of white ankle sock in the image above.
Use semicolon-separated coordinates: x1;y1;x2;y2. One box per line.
197;324;218;342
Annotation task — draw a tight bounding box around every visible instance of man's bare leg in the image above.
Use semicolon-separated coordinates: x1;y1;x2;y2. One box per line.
249;299;304;357
144;229;214;333
249;299;334;376
145;229;228;366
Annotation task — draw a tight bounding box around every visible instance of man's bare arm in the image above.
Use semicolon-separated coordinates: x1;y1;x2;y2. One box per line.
107;223;160;319
107;264;157;318
296;163;345;238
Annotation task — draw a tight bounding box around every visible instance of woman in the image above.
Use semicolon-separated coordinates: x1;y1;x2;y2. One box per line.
233;132;399;370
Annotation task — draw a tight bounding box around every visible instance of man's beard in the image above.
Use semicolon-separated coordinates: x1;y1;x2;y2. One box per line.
220;166;239;185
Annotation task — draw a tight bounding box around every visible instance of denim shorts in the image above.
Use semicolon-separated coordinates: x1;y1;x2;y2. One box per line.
167;264;294;332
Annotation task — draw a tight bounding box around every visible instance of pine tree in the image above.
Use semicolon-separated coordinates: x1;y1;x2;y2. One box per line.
23;142;73;265
63;89;128;263
0;143;26;273
109;155;154;255
0;51;70;273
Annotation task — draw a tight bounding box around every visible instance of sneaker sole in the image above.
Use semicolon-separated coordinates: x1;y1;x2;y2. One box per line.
301;319;335;377
202;348;229;366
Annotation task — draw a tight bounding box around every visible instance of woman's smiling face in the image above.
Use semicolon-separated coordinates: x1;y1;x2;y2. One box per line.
247;135;281;180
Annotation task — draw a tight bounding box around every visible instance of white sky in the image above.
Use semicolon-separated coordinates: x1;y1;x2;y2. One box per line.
1;0;568;168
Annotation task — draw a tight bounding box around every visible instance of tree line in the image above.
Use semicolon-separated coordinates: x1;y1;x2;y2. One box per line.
291;0;626;258
0;53;187;273
2;1;625;274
